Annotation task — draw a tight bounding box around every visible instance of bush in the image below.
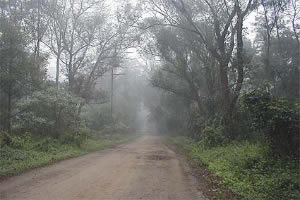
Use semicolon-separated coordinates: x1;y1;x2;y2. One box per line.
199;125;227;149
168;136;300;200
33;137;60;152
0;132;32;149
100;123;131;136
81;104;111;131
0;131;137;178
16;87;83;138
0;132;12;147
59;128;89;147
73;128;88;147
241;90;299;158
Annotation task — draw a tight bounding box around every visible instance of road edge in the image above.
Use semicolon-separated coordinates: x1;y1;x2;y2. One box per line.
163;137;239;200
0;134;141;182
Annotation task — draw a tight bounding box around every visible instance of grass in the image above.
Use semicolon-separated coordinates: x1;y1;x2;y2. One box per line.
0;133;139;179
166;136;300;200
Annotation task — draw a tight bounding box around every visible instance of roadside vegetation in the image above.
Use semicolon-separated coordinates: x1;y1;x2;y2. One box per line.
167;136;299;200
0;0;144;179
0;130;138;178
143;0;300;199
0;0;299;199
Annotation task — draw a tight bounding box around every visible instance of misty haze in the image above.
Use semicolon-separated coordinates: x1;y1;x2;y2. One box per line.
0;0;299;199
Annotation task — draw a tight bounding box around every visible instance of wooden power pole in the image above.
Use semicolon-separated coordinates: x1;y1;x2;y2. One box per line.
110;66;114;122
110;64;125;123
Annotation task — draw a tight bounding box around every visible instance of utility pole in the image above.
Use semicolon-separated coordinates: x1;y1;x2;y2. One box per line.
110;46;130;123
37;0;41;58
110;66;114;122
110;61;125;123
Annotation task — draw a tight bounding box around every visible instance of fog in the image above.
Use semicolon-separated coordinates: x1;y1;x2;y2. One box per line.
0;0;299;199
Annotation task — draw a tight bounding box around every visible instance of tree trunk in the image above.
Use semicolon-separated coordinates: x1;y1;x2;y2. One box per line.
68;52;74;91
36;0;41;58
7;61;12;134
111;66;114;122
7;85;12;135
56;49;61;89
231;2;244;110
219;60;230;113
225;2;245;139
291;1;300;67
219;60;235;137
262;1;275;88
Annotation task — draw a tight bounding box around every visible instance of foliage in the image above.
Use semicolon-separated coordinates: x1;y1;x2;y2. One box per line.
99;123;131;136
0;131;32;149
198;125;227;149
81;104;112;131
0;132;13;148
60;127;88;147
0;131;138;178
241;90;299;158
0;20;44;132
168;136;300;200
16;87;83;137
148;93;190;134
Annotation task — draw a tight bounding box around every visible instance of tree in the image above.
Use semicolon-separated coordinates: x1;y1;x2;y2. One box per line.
43;0;68;88
44;0;138;104
17;87;82;138
0;0;48;83
149;27;216;115
0;21;41;134
144;0;255;137
254;0;299;99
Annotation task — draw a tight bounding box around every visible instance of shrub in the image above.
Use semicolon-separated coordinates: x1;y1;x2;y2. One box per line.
33;137;59;152
0;132;12;147
168;136;300;200
241;90;299;158
0;132;32;149
199;125;227;149
100;123;131;136
73;128;88;147
16;87;83;138
59;128;88;147
81;104;111;131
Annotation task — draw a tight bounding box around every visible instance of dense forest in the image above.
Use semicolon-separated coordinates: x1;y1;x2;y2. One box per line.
0;0;299;199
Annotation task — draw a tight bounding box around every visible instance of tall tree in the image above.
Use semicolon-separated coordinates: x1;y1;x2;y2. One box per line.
0;21;40;133
145;0;255;137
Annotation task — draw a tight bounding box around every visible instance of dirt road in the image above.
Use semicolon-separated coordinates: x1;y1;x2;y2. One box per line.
0;136;206;200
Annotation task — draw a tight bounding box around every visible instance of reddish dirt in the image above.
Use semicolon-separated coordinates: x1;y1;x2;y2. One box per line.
0;136;206;200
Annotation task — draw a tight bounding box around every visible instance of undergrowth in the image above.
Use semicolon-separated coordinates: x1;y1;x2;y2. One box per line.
0;133;138;178
167;136;300;200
